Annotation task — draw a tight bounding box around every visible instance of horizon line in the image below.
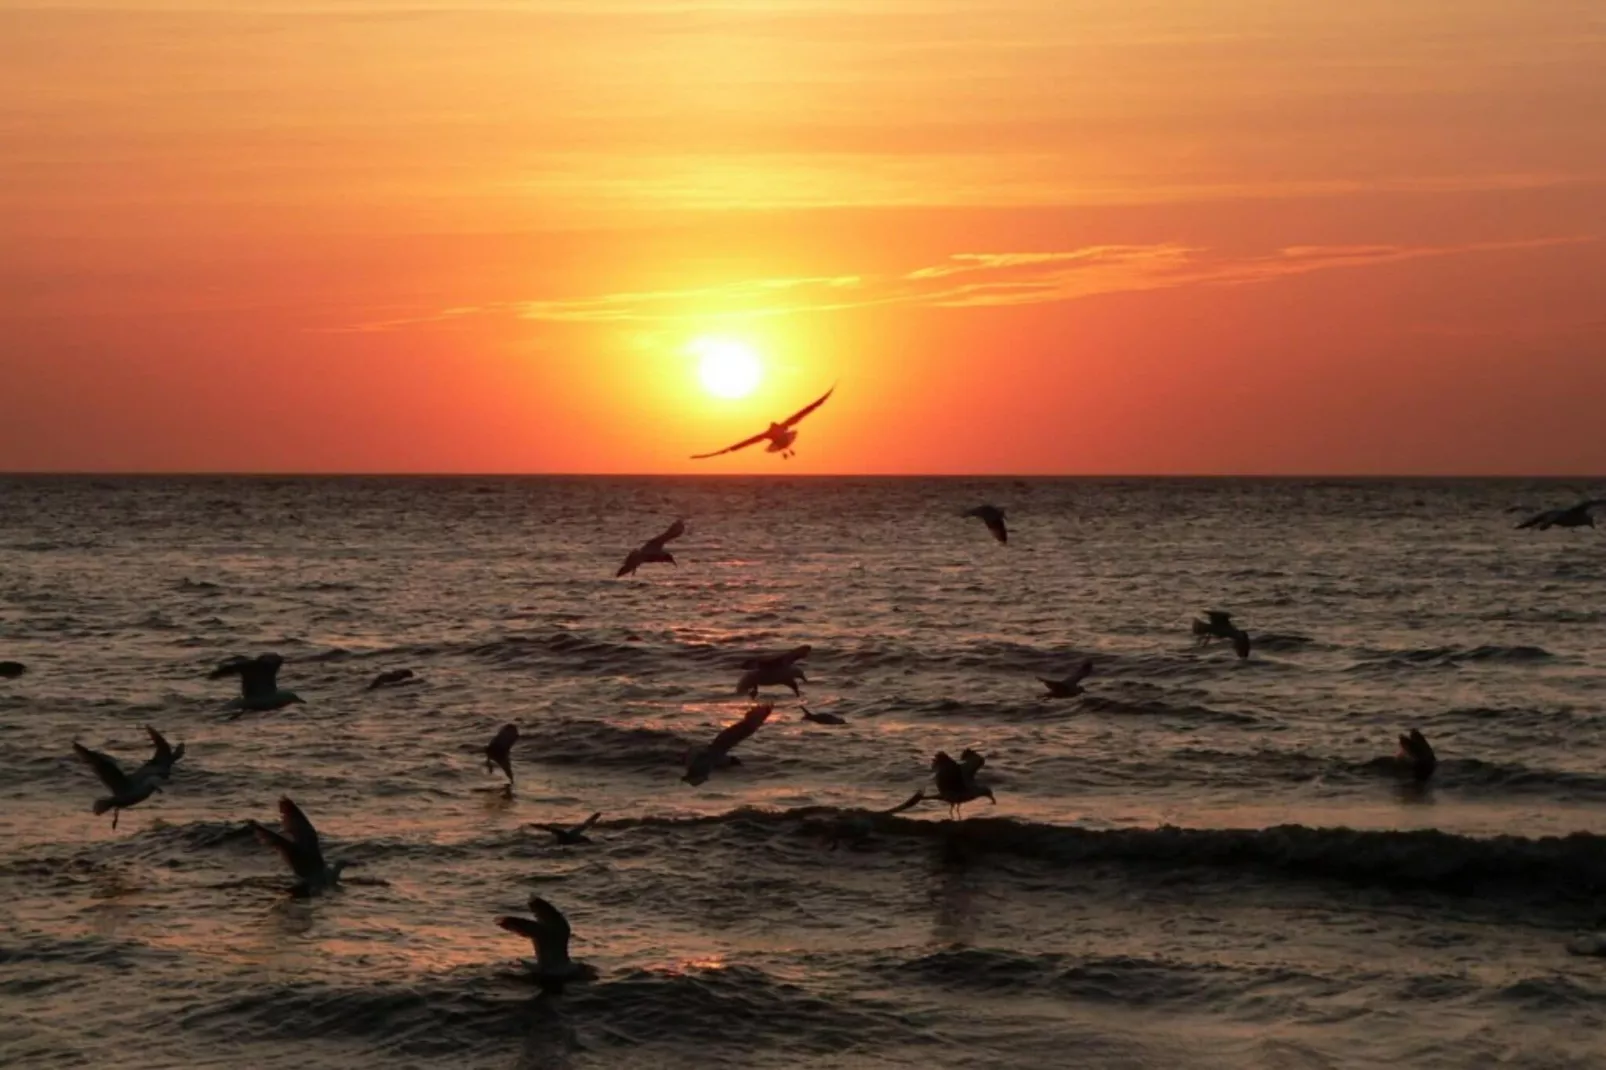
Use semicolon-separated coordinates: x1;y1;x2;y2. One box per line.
1;471;1601;481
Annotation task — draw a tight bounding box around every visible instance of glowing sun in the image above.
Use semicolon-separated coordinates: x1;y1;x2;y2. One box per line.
691;337;763;399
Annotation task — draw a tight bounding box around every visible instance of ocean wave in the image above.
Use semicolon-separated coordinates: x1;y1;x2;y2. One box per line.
1351;645;1555;671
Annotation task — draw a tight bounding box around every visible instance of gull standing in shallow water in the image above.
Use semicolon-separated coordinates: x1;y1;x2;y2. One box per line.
134;725;185;781
617;518;686;577
211;653;306;714
252;796;352;896
535;812;602;845
496;894;598;987
1192;611;1252;660
1039;659;1093;698
964;505;1008;544
485;723;519;794
736;644;811;698
72;741;164;829
683;703;773;786
886;749;996;820
690;385;835;461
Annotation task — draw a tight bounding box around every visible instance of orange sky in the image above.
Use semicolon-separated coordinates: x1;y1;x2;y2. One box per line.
3;0;1603;474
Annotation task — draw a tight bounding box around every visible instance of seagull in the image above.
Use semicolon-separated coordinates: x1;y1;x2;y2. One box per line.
1192;610;1251;659
1397;729;1437;782
690;385;835;461
495;893;598;987
0;660;25;679
485;723;519;789
736;644;810;698
535;812;602;846
1515;499;1606;531
800;706;847;725
617;518;686;578
210;653;305;713
72;741;164;829
885;749;995;820
134;725;186;781
964;505;1008;544
683;703;773;786
366;668;415;690
252;796;352;896
1039;660;1093;698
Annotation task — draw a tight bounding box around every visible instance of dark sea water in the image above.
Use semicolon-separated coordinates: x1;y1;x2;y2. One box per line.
3;476;1606;1070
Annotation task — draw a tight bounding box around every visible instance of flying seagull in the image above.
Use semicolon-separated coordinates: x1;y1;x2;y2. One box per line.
800;706;847;725
683;703;773;786
252;796;352;896
485;723;519;789
1039;659;1094;698
72;741;164;829
496;894;598;986
1397;729;1437;782
535;812;602;846
691;385;835;461
617;518;686;577
964;505;1008;544
1516;499;1606;531
736;644;810;698
886;749;995;820
1192;611;1251;660
134;725;186;781
210;653;305;714
367;668;415;690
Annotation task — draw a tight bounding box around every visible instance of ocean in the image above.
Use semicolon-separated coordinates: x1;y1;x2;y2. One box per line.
3;475;1605;1069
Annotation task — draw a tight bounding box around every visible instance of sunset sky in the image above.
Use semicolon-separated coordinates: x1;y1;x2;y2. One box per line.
3;0;1603;474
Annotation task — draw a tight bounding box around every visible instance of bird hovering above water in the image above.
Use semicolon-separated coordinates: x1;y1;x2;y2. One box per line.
886;749;996;820
683;703;773;786
72;740;164;829
964;505;1008;544
690;385;835;461
617;518;686;577
1192;611;1251;659
495;894;598;988
1038;660;1093;698
211;653;305;714
1515;499;1606;531
735;644;810;698
252;796;353;896
535;812;602;845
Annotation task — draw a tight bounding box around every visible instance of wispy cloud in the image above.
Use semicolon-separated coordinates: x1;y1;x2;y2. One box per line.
346;235;1596;331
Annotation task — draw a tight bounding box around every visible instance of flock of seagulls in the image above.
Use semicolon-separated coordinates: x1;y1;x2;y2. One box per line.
32;401;1603;987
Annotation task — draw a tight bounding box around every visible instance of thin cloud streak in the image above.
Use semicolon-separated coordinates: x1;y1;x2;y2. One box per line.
351;235;1593;331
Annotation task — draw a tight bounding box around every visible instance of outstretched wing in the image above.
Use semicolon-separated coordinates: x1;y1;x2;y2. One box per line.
72;742;129;793
1206;610;1233;626
646;519;686;551
1515;510;1553;530
496;915;550;956
145;725;174;764
252;821;300;871
691;429;771;460
984;515;1007;544
240;654;285;698
742;644;812;670
277;797;323;862
1068;660;1094;686
931;751;966;797
708;704;773;757
780;385;835;429
578;812;602;832
958;748;986;780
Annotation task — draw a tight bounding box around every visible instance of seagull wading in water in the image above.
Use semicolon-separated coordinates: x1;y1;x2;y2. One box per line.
496;894;598;986
72;740;165;829
1516;499;1606;531
690;385;835;461
683;703;773;786
1192;611;1251;659
252;796;353;896
617;518;686;577
211;653;306;714
736;644;811;698
886;749;996;820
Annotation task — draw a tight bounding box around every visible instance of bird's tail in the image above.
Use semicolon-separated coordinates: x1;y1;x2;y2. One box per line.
92;797;114;815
